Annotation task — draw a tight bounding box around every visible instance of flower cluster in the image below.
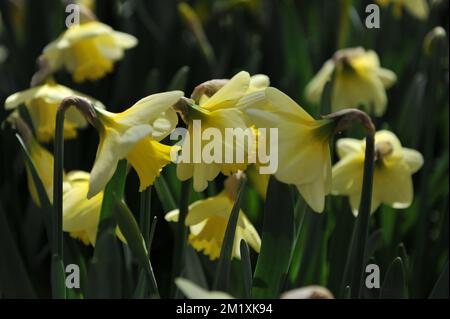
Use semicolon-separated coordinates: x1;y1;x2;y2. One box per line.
4;11;424;262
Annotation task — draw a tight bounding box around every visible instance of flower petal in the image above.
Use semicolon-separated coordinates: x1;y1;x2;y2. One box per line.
402;148;424;174
201;71;250;111
115;91;183;127
305;59;335;104
336;138;362;159
88;130;120;198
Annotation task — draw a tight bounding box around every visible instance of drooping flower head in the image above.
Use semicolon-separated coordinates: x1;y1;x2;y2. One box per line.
244;87;334;213
42;21;137;82
4;81;104;142
165;174;261;260
305;47;396;116
176;71;268;192
332;130;424;215
15;122;104;246
88;91;183;198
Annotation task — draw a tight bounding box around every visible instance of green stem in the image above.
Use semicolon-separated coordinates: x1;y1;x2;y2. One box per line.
341;132;375;298
52;108;66;299
139;187;152;246
337;0;352;49
171;180;191;297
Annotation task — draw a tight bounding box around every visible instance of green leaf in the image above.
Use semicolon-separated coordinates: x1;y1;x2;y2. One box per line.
240;240;252;299
171;180;191;297
364;229;383;264
252;177;294;298
429;261;449;299
380;257;408;299
134;217;158;299
155;174;177;212
184;246;208;290
87;160;128;298
0;203;36;297
168;66;190;91
15;134;52;236
213;177;246;292
112;195;159;298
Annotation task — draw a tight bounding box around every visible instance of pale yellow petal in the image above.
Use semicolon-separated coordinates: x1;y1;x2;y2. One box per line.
377;68;397;88
305;59;335;104
200;71;250;111
402;148;424;174
332;155;364;195
175;278;234;299
403;0;429;20
336;138;363;159
265;87;315;122
88;131;120;198
115;91;183;127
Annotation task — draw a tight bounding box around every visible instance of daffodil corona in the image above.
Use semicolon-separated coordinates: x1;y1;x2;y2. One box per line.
88;91;183;198
305;47;396;116
42;21;137;82
5;81;104;142
332;130;424;215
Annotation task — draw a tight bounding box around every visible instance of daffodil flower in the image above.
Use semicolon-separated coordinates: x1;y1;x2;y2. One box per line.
63;171;103;246
88;91;183;198
244;87;334;213
176;71;267;192
42;21;137;82
5;81;104;142
377;0;429;20
305;47;396;116
21;135;103;246
165;181;261;260
332;130;424;215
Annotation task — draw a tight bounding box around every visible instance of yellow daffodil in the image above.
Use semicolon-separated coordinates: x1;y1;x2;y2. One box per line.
176;71;267;192
5;81;104;142
305;47;396;116
22;136;103;246
63;171;103;246
332;130;424;215
25;138;54;205
377;0;429;20
165;178;261;260
88;91;183;198
42;21;137;82
244;87;334;213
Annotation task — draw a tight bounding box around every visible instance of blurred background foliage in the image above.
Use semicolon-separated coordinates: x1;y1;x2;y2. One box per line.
0;0;448;298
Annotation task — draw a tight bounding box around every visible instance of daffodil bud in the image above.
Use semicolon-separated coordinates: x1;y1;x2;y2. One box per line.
423;26;447;57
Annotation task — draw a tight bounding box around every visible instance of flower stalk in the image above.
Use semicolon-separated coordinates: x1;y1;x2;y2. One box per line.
332;109;375;298
52;96;98;298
